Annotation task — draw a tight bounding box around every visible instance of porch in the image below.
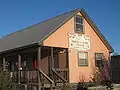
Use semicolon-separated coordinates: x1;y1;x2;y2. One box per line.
0;45;69;89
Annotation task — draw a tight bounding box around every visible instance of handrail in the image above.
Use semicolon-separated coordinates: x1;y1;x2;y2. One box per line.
54;68;68;71
36;68;54;84
52;68;67;83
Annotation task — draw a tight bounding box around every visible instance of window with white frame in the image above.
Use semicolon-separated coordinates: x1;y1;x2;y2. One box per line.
75;15;84;33
78;52;88;66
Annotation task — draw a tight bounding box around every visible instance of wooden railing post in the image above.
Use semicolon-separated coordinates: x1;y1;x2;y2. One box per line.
38;46;42;90
18;54;22;84
3;57;6;71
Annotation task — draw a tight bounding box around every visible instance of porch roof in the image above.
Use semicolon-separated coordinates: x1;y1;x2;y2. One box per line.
0;8;114;53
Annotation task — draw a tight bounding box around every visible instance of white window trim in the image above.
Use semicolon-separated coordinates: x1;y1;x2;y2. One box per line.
78;51;88;66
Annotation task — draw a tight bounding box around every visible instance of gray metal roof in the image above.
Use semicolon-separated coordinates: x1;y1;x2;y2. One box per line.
0;8;114;53
0;9;78;53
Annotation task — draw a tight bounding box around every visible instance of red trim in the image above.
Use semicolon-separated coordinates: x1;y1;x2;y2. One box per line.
33;60;37;68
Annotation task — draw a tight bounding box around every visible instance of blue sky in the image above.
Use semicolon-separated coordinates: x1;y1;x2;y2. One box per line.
0;0;120;53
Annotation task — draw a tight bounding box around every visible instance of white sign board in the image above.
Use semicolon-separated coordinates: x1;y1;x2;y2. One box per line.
68;33;90;51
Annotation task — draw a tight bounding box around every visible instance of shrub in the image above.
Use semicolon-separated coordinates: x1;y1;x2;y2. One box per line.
77;75;88;90
0;70;14;90
91;59;113;89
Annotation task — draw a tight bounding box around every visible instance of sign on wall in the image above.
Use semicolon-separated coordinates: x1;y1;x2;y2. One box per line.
68;33;90;51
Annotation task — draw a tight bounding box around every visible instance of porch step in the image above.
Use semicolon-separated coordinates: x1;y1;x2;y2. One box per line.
26;83;55;88
21;83;66;87
16;83;69;90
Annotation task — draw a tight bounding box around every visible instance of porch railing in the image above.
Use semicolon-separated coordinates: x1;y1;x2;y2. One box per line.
11;68;69;83
37;68;54;89
11;70;39;83
52;68;69;89
11;69;55;90
54;68;69;82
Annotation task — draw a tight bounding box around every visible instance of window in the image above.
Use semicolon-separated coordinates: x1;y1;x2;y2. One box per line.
95;53;104;68
75;15;84;33
78;52;88;66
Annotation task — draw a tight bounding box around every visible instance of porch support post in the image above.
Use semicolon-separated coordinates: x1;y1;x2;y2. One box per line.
38;46;41;90
18;54;21;84
50;47;54;79
66;49;69;82
3;57;6;71
51;47;54;69
38;46;41;68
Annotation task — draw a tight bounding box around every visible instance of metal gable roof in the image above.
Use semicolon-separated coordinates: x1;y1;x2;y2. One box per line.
0;9;78;53
0;8;114;53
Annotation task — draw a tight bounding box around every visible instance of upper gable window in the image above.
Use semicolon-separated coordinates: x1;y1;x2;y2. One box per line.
74;15;84;33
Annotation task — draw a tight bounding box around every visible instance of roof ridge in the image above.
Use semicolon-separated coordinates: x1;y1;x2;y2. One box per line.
38;8;79;25
40;8;81;43
2;8;79;39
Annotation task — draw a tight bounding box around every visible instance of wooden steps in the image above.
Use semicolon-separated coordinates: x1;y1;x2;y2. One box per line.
16;83;69;90
13;68;69;90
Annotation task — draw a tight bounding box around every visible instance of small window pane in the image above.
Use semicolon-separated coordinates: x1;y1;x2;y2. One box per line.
95;53;104;60
78;53;86;59
76;16;83;24
79;59;86;65
76;24;83;32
